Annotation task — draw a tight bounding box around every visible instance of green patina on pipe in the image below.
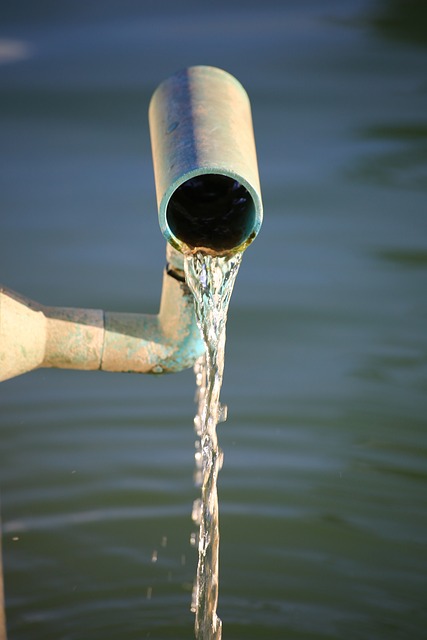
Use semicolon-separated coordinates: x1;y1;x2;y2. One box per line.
0;260;203;382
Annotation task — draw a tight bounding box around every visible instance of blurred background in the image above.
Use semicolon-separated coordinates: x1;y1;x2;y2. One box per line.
1;1;426;638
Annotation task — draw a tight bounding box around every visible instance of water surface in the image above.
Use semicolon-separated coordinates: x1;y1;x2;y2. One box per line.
1;1;427;638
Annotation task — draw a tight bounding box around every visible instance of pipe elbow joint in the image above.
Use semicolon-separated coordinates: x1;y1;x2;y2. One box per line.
100;270;204;375
0;270;204;381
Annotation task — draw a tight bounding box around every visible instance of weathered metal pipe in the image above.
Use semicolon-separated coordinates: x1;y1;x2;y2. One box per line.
0;66;262;382
0;248;203;382
149;65;263;255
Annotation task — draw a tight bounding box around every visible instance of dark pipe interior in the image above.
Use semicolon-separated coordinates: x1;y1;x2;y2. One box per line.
166;174;255;252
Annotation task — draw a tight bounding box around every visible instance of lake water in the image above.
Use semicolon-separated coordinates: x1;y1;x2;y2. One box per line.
1;1;427;638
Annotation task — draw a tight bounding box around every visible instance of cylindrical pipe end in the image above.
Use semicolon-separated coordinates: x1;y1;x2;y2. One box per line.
149;66;263;255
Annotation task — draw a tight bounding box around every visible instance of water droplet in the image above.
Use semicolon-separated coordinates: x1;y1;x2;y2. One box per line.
152;364;163;374
218;404;228;423
192;498;202;524
191;582;198;613
218;450;224;470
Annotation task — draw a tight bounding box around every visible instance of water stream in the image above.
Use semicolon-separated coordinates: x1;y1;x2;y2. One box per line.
184;251;243;640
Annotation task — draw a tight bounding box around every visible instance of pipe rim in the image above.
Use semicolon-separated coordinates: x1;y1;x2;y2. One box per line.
159;167;263;255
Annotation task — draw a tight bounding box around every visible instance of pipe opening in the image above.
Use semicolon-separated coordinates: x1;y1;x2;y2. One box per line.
166;175;256;252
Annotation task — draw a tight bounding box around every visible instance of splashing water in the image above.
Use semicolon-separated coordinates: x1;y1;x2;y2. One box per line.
184;251;242;640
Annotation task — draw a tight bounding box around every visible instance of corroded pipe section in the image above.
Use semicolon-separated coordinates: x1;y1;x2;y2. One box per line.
149;65;263;255
0;267;203;382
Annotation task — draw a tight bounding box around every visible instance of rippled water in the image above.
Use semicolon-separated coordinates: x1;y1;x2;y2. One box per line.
1;1;427;639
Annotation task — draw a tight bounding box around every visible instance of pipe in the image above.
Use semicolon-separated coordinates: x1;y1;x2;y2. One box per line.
0;66;262;382
149;65;263;255
0;248;203;382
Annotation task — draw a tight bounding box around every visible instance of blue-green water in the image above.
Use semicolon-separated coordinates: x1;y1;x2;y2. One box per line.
1;1;427;638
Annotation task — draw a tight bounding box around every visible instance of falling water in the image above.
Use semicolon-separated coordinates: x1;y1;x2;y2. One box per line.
184;250;242;640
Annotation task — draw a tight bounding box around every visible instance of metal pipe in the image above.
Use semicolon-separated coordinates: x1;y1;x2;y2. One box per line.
149;65;263;255
0;66;262;381
0;257;203;382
